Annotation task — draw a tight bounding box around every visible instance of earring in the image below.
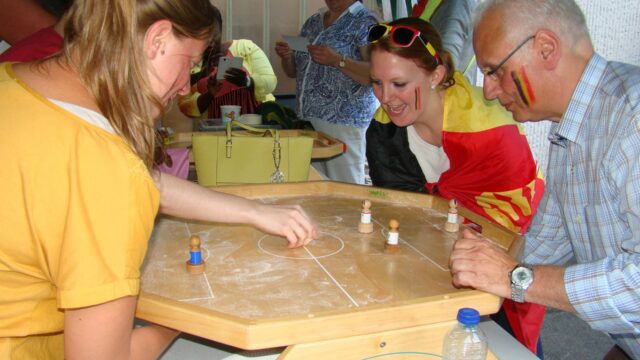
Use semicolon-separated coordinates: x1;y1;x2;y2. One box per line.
430;84;436;90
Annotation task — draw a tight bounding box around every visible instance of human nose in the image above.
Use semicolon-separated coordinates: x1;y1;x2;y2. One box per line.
376;84;394;103
482;75;502;101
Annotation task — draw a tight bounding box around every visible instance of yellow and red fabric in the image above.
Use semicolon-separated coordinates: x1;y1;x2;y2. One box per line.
437;73;544;234
441;73;545;354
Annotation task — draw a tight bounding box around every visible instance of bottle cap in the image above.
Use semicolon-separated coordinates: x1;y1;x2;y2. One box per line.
456;307;480;325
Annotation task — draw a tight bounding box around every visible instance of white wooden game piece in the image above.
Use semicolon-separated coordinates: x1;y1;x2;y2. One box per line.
358;200;374;233
186;234;205;274
444;199;460;232
384;219;400;253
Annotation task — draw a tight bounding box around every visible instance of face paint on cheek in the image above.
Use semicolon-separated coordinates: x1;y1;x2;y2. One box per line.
510;66;536;107
415;86;421;110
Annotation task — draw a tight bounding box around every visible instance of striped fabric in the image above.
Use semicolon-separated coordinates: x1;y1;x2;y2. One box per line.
377;0;418;21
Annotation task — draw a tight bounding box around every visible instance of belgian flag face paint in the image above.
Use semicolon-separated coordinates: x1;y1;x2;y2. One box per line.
511;66;536;107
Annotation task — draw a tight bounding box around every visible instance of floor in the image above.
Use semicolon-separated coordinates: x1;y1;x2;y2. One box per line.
540;308;614;360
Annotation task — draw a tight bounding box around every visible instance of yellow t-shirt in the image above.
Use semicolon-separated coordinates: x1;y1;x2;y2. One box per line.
0;63;160;359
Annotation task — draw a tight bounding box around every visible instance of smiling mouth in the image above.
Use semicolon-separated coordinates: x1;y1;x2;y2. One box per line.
385;104;406;116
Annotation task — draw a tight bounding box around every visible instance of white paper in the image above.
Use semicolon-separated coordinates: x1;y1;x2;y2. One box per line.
282;35;310;53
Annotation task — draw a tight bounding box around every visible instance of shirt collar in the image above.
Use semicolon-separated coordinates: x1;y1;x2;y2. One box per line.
554;53;607;145
319;1;364;22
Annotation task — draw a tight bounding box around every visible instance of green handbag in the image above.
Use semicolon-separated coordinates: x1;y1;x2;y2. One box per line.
192;120;314;186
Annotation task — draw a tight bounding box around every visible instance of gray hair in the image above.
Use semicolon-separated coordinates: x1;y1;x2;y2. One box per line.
473;0;590;46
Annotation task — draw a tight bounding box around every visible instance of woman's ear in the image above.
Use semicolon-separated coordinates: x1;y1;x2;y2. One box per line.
144;19;173;59
431;64;447;87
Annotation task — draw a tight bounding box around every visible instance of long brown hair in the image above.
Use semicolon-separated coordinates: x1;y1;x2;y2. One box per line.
61;0;220;168
369;17;456;88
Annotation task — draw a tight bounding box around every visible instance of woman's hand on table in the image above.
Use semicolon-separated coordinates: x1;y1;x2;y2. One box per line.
252;203;319;248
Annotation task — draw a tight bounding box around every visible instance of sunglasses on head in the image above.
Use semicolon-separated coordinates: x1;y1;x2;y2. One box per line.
367;23;441;65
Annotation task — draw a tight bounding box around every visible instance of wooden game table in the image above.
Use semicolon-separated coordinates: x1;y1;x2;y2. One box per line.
136;182;522;359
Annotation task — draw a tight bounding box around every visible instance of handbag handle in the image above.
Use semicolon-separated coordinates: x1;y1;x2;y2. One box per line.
225;120;277;138
225;120;280;158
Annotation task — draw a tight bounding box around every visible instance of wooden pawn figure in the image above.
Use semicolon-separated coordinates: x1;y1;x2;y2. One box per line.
444;199;460;232
358;200;374;233
186;234;205;274
384;219;400;253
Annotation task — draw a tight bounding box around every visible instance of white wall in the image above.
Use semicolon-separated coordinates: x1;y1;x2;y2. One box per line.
524;0;640;174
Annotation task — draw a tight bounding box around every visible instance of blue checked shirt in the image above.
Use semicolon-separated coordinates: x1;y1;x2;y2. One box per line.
293;2;378;128
524;53;640;358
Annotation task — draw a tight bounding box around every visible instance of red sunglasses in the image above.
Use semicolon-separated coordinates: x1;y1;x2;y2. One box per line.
368;24;441;65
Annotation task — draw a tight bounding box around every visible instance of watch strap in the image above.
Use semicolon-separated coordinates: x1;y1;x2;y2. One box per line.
512;283;526;302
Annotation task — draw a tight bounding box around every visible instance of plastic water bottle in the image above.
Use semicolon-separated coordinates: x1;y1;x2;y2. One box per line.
442;307;488;360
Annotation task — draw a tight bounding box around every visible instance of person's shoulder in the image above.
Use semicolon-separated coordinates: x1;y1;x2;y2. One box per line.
601;60;640;111
606;61;640;89
232;39;259;52
353;4;379;21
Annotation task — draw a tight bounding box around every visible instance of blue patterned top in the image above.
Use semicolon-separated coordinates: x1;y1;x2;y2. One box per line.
523;53;640;358
294;2;379;128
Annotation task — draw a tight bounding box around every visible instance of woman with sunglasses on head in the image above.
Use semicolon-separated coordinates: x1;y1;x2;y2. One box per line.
0;0;317;358
275;0;378;185
366;17;546;358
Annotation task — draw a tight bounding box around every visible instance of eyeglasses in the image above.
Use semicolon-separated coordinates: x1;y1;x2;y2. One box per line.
368;23;441;65
482;35;535;79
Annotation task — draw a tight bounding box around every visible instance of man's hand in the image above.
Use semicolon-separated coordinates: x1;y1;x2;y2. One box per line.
449;229;518;299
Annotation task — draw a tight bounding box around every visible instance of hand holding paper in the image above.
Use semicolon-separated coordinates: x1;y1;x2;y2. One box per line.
282;35;310;53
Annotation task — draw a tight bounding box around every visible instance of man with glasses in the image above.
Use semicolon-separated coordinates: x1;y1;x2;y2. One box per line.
449;0;640;358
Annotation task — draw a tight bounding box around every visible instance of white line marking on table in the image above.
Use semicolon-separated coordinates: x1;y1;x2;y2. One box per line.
303;246;359;307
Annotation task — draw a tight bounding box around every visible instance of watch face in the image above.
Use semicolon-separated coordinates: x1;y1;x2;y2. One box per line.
512;267;534;287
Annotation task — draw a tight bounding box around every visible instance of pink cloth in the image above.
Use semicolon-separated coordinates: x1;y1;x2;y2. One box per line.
157;148;190;179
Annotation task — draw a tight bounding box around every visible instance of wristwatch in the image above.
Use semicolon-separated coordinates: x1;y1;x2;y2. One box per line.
509;264;534;303
338;55;346;68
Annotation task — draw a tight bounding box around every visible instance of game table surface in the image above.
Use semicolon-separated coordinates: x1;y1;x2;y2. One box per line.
136;181;522;351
